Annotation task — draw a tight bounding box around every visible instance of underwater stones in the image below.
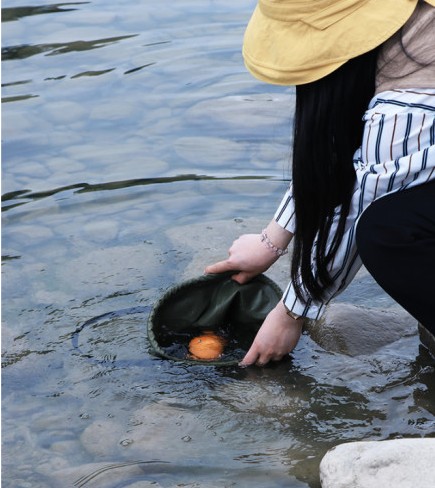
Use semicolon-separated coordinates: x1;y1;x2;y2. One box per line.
80;420;125;457
79;403;223;464
123;403;215;459
306;302;418;357
59;244;160;296
165;217;290;290
90;101;138;121
184;94;293;132
320;438;435;488
44;101;88;124
173;136;243;166
82;219;119;242
12;161;50;180
50;462;160;488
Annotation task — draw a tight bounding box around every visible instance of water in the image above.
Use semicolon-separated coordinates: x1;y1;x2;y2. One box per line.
2;1;435;487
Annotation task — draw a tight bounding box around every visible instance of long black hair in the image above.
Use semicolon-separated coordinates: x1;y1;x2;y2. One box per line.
290;48;379;303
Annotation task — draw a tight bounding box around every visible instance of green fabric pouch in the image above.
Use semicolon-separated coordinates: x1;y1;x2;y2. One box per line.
147;272;282;365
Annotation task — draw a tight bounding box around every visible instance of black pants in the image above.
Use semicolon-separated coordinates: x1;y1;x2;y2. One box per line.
356;180;435;335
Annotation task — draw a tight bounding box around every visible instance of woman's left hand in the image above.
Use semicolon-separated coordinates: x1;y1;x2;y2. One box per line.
239;301;304;367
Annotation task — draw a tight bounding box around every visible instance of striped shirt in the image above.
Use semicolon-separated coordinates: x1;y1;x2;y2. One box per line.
275;88;435;319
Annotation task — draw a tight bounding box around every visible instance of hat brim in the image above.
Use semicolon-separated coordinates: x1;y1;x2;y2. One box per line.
243;0;418;85
147;273;282;366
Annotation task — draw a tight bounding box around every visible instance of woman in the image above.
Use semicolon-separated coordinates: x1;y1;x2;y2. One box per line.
206;0;435;366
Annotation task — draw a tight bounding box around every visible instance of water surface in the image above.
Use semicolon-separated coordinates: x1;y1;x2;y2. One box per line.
2;1;435;487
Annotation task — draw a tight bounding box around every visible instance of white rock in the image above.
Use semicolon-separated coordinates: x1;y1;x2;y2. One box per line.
320;439;435;488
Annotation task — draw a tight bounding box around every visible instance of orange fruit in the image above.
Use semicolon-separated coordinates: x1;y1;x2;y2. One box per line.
188;331;226;360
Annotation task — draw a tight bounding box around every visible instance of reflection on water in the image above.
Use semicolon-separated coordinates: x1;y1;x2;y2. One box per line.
1;3;89;23
1;34;137;63
2;1;435;487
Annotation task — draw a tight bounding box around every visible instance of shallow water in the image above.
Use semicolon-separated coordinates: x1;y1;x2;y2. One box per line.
2;2;435;487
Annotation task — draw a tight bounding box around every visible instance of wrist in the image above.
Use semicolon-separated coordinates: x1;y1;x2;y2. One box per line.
273;300;302;322
261;229;288;257
285;309;304;321
265;220;293;250
281;301;305;321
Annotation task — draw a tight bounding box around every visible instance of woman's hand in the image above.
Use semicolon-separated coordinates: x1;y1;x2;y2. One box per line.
240;301;303;366
204;220;293;284
205;233;278;284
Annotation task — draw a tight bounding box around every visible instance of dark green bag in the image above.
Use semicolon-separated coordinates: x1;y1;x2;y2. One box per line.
147;273;282;365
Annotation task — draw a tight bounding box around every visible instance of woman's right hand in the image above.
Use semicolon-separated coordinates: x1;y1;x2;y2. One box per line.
205;233;278;284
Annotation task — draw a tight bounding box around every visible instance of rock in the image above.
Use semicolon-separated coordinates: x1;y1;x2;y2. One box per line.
173;136;245;166
80;420;125;457
305;302;418;357
320;438;435;488
58;244;161;297
418;323;435;358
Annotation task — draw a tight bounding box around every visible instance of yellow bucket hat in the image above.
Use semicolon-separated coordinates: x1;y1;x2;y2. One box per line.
243;0;429;85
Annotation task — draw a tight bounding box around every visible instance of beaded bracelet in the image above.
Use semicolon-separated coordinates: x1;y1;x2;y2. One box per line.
261;229;289;257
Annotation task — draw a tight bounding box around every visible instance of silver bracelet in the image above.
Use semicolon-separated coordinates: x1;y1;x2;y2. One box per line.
261;229;288;257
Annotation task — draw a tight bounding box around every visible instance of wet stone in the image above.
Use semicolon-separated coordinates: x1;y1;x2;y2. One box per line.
82;220;119;243
184;94;293;132
306;302;418;357
173;136;245;166
43;101;88;124
58;244;161;297
90;101;138;120
118;402;225;461
80;420;125;457
320;439;435;488
12;161;51;179
2;112;34;139
165;217;290;291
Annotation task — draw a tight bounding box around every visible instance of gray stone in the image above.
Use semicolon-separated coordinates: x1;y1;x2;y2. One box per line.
82;219;119;243
306;302;418;357
58;244;160;297
184;94;293;132
173;136;245;166
320;438;435;488
80;420;125;457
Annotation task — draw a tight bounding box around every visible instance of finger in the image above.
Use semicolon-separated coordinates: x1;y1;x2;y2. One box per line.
231;271;257;285
239;345;260;367
255;352;272;366
204;260;236;275
255;359;268;367
270;354;285;363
